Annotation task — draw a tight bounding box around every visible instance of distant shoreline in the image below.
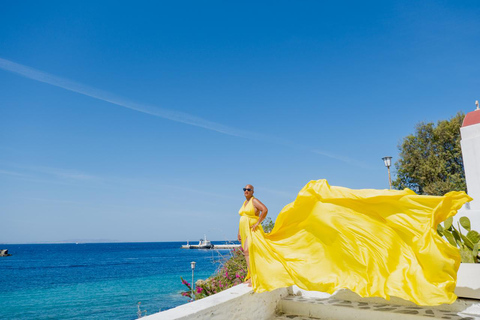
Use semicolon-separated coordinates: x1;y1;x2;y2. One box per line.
0;240;239;245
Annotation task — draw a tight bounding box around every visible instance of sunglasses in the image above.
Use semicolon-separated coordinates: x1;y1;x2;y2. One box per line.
243;188;252;192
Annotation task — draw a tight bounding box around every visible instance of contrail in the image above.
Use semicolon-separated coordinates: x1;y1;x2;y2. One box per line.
0;57;369;168
0;57;250;137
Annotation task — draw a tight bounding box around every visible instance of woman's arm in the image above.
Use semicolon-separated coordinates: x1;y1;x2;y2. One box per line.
251;198;268;231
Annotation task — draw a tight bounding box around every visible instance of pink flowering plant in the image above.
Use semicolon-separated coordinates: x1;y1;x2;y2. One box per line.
180;277;193;299
180;247;248;300
180;218;275;300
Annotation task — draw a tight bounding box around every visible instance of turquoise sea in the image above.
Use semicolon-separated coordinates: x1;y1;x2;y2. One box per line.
0;242;233;319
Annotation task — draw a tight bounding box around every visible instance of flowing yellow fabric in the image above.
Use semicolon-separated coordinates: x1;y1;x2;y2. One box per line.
238;179;472;306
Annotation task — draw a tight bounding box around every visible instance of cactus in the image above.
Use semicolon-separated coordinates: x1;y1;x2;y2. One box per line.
439;216;480;263
460;217;471;231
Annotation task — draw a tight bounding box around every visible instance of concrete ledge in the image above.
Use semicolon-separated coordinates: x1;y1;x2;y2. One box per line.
145;266;480;320
144;284;289;320
456;263;480;300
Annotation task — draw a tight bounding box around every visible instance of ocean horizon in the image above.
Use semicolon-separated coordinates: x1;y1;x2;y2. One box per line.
0;241;237;319
1;239;238;245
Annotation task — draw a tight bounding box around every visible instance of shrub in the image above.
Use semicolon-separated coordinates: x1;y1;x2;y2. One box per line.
180;247;247;300
181;216;276;300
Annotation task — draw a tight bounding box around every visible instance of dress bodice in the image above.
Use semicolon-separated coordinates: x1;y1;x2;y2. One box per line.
239;197;257;218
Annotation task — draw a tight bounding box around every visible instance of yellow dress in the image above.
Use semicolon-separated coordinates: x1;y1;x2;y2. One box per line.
238;179;472;306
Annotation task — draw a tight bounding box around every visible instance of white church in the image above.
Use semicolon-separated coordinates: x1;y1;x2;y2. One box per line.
459;101;480;227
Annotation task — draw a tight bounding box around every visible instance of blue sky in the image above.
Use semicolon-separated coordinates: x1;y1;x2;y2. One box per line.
1;1;479;243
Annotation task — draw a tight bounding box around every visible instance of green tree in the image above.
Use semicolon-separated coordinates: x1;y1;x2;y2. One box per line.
393;112;466;195
261;217;275;233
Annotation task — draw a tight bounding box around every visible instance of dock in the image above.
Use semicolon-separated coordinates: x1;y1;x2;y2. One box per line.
213;244;241;249
181;244;240;249
181;235;240;249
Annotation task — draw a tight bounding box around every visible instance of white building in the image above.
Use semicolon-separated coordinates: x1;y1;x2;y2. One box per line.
459;102;480;228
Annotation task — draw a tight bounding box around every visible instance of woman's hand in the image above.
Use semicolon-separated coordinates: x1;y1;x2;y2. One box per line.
238;233;241;241
251;223;259;232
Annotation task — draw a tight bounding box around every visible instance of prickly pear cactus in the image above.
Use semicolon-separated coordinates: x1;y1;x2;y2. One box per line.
439;216;479;263
467;230;480;243
460;217;471;231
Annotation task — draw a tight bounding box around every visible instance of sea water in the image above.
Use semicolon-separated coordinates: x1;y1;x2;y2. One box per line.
0;242;233;319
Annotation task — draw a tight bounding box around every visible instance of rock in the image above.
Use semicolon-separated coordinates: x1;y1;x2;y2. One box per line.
0;249;11;257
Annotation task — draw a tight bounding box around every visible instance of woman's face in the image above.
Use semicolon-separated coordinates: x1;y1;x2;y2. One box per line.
243;185;254;197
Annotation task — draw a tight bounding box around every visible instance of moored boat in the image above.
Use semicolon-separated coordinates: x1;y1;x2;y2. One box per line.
181;235;242;249
181;235;214;249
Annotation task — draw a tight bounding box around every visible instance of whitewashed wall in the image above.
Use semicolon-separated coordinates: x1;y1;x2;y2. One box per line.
459;118;480;231
143;284;289;320
461;123;480;211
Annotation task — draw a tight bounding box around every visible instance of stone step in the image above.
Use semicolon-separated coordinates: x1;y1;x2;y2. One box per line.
276;295;480;320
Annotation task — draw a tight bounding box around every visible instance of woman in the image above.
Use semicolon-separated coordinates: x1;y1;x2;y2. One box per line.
237;179;471;306
238;184;268;286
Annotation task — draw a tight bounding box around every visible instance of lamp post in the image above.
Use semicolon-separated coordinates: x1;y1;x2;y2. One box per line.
190;261;196;300
382;156;393;189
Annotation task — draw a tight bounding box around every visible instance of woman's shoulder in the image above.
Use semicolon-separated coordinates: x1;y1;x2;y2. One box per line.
252;197;263;206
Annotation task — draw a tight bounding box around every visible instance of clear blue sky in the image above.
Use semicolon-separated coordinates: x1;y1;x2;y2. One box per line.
1;1;479;243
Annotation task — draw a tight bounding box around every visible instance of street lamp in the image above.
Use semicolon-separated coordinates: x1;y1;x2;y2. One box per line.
190;261;196;300
382;156;393;189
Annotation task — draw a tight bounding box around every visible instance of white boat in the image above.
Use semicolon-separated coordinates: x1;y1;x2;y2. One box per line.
181;235;241;249
181;235;214;249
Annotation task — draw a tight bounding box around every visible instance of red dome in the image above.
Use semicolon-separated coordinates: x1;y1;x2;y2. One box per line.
463;109;480;127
